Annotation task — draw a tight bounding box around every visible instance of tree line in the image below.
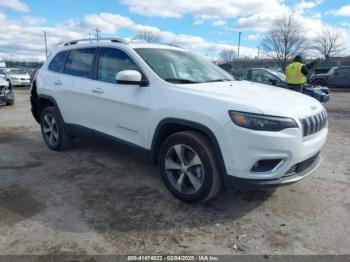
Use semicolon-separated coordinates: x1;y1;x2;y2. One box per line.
122;14;347;71
220;14;347;70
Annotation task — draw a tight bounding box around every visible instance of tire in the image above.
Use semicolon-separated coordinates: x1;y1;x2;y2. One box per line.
159;131;222;203
40;106;73;151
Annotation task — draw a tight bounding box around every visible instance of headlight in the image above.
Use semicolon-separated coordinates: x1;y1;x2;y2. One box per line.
229;111;298;131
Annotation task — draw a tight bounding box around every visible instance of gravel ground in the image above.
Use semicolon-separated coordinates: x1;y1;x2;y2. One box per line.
0;89;349;255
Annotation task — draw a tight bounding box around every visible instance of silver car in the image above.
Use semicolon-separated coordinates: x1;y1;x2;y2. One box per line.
0;68;30;87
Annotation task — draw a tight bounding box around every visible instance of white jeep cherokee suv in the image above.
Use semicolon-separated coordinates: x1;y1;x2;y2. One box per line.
31;38;328;203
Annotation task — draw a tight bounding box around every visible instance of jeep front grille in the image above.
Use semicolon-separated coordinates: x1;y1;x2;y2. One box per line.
300;111;327;137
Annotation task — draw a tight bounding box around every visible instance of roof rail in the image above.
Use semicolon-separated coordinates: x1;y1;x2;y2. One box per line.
63;38;128;46
164;43;183;49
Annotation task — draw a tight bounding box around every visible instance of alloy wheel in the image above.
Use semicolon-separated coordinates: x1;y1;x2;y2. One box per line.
165;144;204;194
42;113;59;147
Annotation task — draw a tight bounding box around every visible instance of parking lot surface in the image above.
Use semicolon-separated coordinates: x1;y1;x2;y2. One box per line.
0;89;349;255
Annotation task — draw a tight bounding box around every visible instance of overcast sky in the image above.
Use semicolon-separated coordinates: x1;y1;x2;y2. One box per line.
0;0;349;61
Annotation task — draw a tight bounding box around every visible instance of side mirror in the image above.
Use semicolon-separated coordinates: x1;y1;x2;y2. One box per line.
116;70;147;86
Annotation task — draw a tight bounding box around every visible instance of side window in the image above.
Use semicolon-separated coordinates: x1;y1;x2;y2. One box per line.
48;51;67;72
251;70;275;83
63;48;95;78
337;68;349;75
251;70;265;82
97;48;141;84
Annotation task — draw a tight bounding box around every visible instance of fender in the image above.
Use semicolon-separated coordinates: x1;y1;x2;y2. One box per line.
150;118;227;176
37;94;65;125
37;94;59;111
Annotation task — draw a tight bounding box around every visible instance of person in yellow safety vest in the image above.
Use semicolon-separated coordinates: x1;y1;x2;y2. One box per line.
285;55;309;92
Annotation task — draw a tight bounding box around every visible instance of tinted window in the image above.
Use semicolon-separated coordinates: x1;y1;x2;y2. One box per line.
251;70;275;83
97;48;141;83
64;48;95;78
135;48;233;83
337;67;350;75
49;51;67;72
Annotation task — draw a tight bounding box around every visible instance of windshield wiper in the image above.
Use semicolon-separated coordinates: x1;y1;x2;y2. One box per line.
203;79;229;83
164;78;202;84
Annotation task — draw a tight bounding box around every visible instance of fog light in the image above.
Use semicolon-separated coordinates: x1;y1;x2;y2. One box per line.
251;159;283;173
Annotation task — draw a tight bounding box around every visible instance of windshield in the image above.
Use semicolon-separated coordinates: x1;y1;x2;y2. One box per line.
7;69;27;75
135;48;234;83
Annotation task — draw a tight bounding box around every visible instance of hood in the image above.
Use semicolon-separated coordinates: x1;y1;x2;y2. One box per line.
177;80;324;118
313;73;330;78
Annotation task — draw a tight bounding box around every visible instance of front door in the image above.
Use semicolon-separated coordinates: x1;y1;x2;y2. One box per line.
89;47;150;148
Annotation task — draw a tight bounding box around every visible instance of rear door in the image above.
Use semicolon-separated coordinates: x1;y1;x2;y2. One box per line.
329;67;348;88
41;50;70;118
345;68;350;88
58;48;97;129
89;47;150;148
337;67;350;88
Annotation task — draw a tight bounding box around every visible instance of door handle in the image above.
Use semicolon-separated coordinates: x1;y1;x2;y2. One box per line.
91;88;104;94
53;80;62;86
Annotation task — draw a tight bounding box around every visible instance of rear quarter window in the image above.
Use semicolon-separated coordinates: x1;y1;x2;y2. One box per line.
48;51;68;73
337;67;350;75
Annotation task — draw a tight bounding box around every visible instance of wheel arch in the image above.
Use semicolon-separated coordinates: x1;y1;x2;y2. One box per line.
150;118;227;176
37;94;62;123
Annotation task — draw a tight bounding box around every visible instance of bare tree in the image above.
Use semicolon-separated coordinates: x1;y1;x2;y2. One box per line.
261;14;308;70
220;49;236;62
313;27;346;59
134;29;160;43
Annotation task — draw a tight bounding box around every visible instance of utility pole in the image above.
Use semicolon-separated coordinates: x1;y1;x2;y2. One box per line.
233;31;235;51
44;30;48;59
257;46;260;59
89;32;92;43
95;28;100;41
237;32;242;59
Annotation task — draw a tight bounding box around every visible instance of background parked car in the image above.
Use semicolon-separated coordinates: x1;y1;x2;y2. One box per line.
0;68;30;87
29;69;38;84
237;68;330;103
0;75;14;106
310;66;350;88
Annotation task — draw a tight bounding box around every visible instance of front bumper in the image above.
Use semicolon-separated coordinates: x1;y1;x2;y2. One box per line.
223;153;321;189
304;87;330;104
216;120;327;188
